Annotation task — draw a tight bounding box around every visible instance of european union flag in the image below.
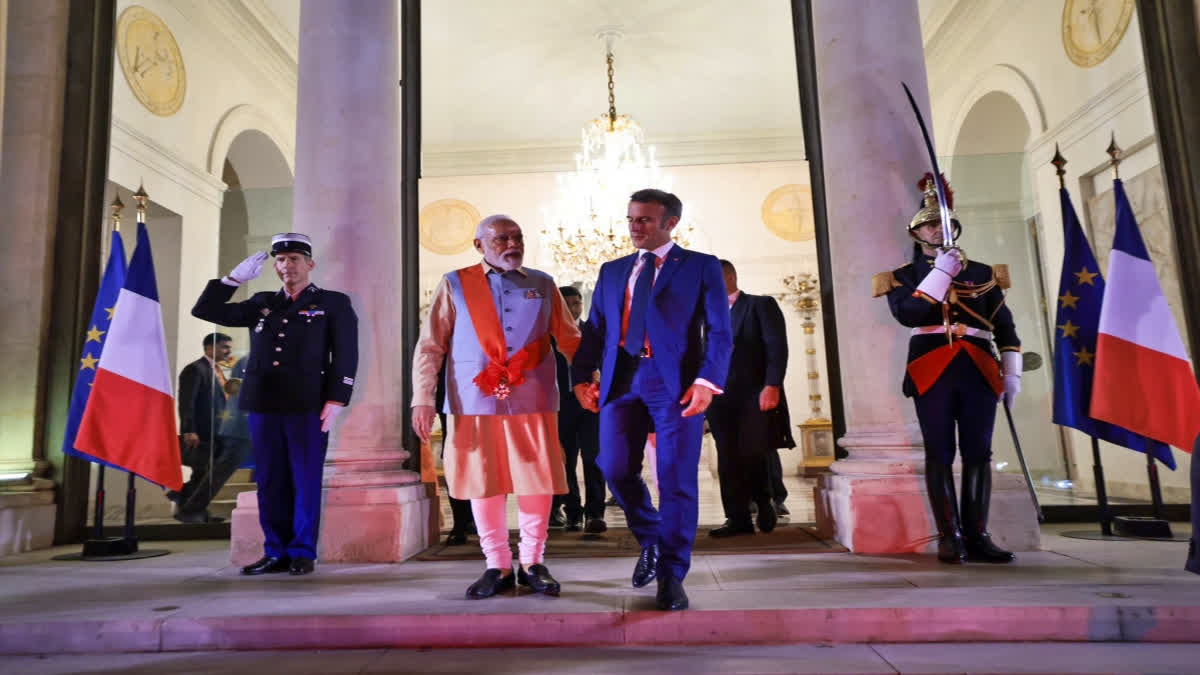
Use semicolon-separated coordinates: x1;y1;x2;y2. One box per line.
1051;187;1174;468
61;230;127;463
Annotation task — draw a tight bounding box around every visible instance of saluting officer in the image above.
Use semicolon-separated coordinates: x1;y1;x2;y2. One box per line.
873;174;1021;565
192;233;358;577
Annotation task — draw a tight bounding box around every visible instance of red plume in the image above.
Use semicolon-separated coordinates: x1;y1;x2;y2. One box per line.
917;172;954;209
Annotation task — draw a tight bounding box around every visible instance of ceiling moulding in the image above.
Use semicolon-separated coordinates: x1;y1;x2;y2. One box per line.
181;0;298;94
1026;67;1148;166
923;0;1008;85
422;134;807;177
110;118;229;208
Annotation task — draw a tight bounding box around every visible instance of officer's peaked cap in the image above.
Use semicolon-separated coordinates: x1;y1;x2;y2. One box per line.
270;233;313;257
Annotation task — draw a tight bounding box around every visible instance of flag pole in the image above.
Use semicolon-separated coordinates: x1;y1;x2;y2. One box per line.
90;195;124;542
1102;135;1174;540
120;185;152;545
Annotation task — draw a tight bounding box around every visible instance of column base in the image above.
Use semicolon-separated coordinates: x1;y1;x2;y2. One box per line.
0;488;56;558
815;468;1041;554
230;474;433;565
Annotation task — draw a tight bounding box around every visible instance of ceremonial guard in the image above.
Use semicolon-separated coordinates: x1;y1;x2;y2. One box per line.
873;175;1021;564
412;215;580;599
192;233;358;576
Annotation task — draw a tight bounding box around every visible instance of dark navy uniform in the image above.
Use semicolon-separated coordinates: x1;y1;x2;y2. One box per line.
875;246;1020;465
192;279;357;561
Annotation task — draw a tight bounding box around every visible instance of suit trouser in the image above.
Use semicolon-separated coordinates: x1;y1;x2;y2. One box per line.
247;412;328;559
912;352;998;467
766;448;788;503
708;396;772;525
554;406;605;521
179;435;253;515
599;352;704;581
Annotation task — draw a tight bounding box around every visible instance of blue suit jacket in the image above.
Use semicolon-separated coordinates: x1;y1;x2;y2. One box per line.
573;245;732;405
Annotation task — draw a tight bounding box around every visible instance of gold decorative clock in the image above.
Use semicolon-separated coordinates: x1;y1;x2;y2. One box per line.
116;6;187;116
1062;0;1134;68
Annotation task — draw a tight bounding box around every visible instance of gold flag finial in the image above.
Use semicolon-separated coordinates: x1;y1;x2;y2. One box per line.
1050;143;1067;190
1106;133;1123;180
133;183;149;225
109;194;125;232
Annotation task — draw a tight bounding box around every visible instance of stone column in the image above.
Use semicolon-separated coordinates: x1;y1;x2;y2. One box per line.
0;0;68;555
811;0;1038;553
229;0;431;564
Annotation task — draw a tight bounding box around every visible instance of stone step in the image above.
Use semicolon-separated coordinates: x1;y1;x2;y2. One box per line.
1;590;1197;655
216;482;255;502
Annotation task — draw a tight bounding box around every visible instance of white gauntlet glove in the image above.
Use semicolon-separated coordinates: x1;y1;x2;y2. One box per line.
224;251;269;286
915;249;963;302
1001;351;1022;407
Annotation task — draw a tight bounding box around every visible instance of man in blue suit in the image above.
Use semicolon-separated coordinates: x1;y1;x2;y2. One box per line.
573;189;732;611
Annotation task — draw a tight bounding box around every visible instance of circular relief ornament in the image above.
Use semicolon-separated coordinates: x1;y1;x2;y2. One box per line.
1061;0;1134;68
419;199;481;255
761;184;815;242
116;6;187;116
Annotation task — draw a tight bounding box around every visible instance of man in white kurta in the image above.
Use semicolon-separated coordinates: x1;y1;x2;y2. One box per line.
412;215;580;599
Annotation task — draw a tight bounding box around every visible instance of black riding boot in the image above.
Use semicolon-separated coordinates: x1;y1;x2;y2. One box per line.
961;462;1015;563
925;461;966;564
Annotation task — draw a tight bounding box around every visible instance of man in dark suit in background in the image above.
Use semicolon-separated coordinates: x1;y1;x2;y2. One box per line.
553;285;607;535
170;332;234;523
573;188;732;611
707;260;795;537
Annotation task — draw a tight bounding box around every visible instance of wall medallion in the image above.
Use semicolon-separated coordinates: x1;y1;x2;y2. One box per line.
761;184;815;242
420;199;481;255
116;6;187;116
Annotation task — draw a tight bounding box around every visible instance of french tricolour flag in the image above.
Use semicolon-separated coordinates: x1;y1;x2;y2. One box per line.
75;222;183;490
1091;179;1200;452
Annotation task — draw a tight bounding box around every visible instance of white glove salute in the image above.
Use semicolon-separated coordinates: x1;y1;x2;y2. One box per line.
225;251;269;286
915;249;963;302
1001;351;1021;407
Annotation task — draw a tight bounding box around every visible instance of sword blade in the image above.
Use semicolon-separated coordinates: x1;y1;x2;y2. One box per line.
901;82;955;249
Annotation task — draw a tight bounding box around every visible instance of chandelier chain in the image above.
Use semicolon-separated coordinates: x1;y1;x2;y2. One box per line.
606;50;616;130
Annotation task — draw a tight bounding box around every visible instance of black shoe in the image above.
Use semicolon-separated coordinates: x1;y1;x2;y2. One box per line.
583;518;608;535
241;555;290;575
173;510;225;524
466;568;515;599
756;502;778;534
775;501;791;516
564;517;583;533
288;558;315;575
165;490;183;504
655;574;689;611
961;463;1014;564
605;496;618;507
1186;539;1200;575
632;544;660;588
926;461;967;564
548;507;566;528
445;531;468;546
517;563;561;596
964;532;1016;564
709;520;755;538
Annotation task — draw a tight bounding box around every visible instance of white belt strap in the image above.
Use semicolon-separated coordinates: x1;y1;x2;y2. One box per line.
911;324;993;341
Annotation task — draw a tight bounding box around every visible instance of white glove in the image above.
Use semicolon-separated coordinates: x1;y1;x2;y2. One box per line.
1001;351;1022;407
320;401;344;433
225;251;269;286
933;248;964;277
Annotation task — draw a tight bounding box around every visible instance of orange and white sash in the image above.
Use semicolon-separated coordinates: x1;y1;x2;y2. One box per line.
457;265;551;399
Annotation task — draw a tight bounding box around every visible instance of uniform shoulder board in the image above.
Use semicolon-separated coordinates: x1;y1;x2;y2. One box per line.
871;270;900;298
993;264;1011;290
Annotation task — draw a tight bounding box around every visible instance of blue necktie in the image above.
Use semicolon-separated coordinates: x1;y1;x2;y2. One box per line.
624;252;654;357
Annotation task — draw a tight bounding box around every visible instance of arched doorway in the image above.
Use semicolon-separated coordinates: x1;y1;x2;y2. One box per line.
948;91;1068;491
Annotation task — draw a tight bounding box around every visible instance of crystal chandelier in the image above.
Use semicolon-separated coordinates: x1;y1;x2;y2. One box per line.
542;30;696;286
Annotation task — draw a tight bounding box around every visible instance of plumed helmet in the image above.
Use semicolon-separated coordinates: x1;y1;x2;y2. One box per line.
908;172;961;239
